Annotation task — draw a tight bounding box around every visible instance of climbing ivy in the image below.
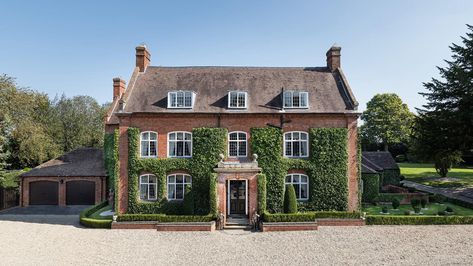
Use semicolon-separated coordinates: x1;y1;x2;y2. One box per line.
104;129;119;212
257;173;267;213
127;127;226;215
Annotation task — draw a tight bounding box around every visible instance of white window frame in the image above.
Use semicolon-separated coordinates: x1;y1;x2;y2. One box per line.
228;131;247;158
167;173;192;200
283;91;309;108
167;131;192;158
139;131;158;158
139;174;157;201
228;91;248;109
283;131;309;158
167;91;195;109
285;174;309;201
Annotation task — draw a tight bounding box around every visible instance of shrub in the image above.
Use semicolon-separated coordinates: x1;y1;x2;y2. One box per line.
79;201;112;229
366;215;473;225
404;210;411;215
420;198;427;208
257;173;267;214
445;206;454;213
392;198;400;209
182;186;195;215
117;214;214;222
263;211;361;222
431;194;447;204
208;173;218;218
361;173;380;203
411;199;420;208
413;206;421;213
382;206;388;213
438;210;446;216
283;185;298;214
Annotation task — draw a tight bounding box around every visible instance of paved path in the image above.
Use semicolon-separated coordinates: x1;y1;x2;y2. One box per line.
402;180;473;204
1;216;473;265
0;205;90;215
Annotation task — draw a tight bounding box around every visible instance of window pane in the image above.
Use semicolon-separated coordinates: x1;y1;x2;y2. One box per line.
184;133;191;140
149;184;156;199
293;92;300;107
293;142;300;157
301;141;308;156
169;133;176;140
285;142;292;156
284;92;292;107
149;133;157;140
300;175;308;183
229;142;237;157
185;175;192;183
229;92;237;107
300;93;308;107
150;141;157;156
293;175;300;183
168;175;175;183
293;184;300;199
177;132;184;140
184;141;191;156
149;175;157;184
176;184;184;199
285;175;292;183
176;142;183;156
141;141;149;157
301;184;308;199
142;132;149;140
140;184;148;200
237;93;246;107
285;133;291;140
184;92;192;107
293;132;300;140
176;175;184;183
140;175;148;184
238;142;246;156
170;93;177;107
301;133;307;140
169;142;175;156
229;133;237;140
168;184;175;199
238;133;245;140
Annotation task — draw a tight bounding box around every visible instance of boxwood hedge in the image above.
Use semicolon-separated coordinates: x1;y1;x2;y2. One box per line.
366;215;473;225
79;201;112;228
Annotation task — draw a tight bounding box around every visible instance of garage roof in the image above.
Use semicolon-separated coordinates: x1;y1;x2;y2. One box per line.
21;148;106;177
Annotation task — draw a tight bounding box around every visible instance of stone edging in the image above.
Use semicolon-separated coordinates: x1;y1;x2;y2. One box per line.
111;221;216;231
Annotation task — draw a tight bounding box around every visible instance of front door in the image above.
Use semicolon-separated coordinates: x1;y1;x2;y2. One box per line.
229;180;246;215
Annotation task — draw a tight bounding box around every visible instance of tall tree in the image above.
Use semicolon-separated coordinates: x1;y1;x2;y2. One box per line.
415;25;473;177
361;93;415;151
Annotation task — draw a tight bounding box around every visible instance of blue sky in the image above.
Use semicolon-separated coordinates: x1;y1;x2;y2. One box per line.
1;1;472;112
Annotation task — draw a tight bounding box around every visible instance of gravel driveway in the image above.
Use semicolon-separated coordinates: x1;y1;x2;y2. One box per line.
1;216;472;265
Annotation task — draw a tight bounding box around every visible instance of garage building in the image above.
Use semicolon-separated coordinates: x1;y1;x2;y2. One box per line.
20;148;106;206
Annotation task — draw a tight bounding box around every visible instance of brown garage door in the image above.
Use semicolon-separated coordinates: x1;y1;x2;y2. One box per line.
66;181;95;205
29;181;59;205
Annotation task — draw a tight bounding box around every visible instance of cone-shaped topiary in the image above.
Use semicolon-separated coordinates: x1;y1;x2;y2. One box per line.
182;185;195;215
284;184;298;213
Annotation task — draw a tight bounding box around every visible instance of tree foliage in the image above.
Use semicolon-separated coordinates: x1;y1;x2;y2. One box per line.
414;25;473;176
361;93;414;151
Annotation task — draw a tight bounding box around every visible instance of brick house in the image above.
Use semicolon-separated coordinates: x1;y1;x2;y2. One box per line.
105;45;359;223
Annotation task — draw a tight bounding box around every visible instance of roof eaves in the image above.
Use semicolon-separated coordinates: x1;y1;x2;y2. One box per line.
335;68;359;110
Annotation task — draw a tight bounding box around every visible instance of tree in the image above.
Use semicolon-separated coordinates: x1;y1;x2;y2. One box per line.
415;25;473;177
283;184;297;213
361;93;415;151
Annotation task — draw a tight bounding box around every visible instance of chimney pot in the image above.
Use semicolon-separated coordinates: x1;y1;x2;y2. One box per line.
136;45;151;72
113;78;126;100
326;45;341;71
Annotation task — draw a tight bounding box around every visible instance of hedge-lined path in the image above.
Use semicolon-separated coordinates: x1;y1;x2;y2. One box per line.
402;180;473;203
1;218;473;265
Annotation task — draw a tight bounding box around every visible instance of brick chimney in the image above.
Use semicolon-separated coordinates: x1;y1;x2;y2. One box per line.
113;78;126;100
136;45;151;72
326;45;341;71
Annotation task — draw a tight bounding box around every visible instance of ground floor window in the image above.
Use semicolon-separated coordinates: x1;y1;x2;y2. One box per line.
167;174;192;200
139;174;157;201
285;174;309;200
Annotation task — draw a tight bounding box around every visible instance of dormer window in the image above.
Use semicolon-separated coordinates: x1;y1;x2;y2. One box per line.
168;91;195;108
228;91;247;109
283;91;309;108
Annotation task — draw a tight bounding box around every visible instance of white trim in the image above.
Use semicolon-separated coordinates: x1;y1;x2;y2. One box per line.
285;174;309;201
139;174;157;201
283;91;309;109
228;91;248;109
228;131;248;158
139;131;158;158
283;131;309;158
166;173;192;201
167;91;196;109
167;131;192;158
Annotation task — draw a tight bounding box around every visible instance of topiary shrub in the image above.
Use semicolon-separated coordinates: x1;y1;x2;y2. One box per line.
420;198;427;209
411;199;420;208
392;198;400;209
208;173;218;218
438;210;446;216
284;185;298;214
431;194;447;204
182;186;195;215
445;206;453;213
404;210;411;215
382;206;389;214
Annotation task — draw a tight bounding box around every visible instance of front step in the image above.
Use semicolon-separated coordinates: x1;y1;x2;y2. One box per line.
224;216;251;230
224;224;251;230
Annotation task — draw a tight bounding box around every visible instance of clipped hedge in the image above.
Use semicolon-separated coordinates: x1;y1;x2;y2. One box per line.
263;211;362;222
257;173;267;213
209;173;218;218
79;201;112;228
361;173;380;203
127;127;226;215
366;215;473;225
117;214;214;223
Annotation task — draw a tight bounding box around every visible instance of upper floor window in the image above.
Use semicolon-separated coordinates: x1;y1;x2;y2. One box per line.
228;131;247;157
284;131;309;158
285;174;309;200
168;131;192;158
140;131;157;158
139;174;157;201
283;91;309;108
167;174;192;200
168;91;195;108
228;91;247;109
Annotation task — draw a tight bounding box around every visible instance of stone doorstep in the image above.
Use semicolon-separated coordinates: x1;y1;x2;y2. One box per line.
262;222;319;232
111;221;216;231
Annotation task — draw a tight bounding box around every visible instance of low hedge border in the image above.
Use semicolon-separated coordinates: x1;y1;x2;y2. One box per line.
117;214;215;223
366;215;473;225
79;201;112;229
263;211;362;222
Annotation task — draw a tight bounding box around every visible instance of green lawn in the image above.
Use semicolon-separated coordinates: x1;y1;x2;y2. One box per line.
88;205;113;220
364;202;473;216
399;163;473;188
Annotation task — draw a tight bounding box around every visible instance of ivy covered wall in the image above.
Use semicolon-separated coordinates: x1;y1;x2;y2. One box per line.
127;127;226;215
104;129;119;211
252;127;349;213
